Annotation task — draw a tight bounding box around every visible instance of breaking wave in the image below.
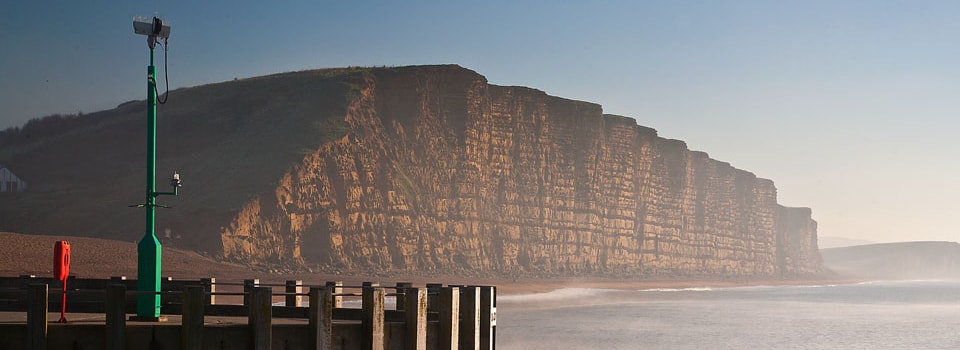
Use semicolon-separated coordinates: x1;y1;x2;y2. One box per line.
639;287;714;292
498;288;618;302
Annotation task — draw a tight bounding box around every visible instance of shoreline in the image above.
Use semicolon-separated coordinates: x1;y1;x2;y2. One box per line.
1;231;864;296
473;275;867;295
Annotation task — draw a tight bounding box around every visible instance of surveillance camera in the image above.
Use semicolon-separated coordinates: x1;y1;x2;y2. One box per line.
133;16;171;39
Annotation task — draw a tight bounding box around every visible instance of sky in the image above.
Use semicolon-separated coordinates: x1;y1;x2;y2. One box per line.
2;1;959;244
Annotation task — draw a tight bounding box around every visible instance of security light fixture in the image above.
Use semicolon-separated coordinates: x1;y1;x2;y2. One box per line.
133;16;170;38
133;16;170;49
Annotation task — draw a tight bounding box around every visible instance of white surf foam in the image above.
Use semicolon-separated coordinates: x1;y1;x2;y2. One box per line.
499;287;618;302
639;287;714;292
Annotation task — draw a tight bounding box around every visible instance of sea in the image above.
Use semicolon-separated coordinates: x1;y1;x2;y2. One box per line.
496;280;960;349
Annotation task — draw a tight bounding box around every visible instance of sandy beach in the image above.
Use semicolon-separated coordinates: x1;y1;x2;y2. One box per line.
0;232;857;295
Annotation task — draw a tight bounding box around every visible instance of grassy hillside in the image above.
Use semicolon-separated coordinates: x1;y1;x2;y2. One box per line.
821;241;960;279
0;68;366;252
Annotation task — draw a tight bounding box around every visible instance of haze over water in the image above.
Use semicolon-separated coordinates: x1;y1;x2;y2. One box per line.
497;281;960;349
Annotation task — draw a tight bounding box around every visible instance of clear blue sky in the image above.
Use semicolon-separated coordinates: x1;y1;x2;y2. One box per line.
3;1;959;244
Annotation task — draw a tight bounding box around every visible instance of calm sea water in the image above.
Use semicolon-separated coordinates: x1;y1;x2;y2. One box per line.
497;281;960;349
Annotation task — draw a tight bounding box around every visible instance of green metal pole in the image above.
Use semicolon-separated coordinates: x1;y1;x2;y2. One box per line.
137;46;162;319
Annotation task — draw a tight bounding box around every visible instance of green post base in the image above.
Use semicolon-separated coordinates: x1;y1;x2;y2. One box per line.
136;234;162;318
129;315;168;322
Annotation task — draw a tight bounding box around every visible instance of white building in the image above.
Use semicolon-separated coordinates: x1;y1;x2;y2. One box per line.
0;165;27;192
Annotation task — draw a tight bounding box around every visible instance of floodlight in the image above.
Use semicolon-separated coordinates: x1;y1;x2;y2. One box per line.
133;16;171;39
170;172;181;188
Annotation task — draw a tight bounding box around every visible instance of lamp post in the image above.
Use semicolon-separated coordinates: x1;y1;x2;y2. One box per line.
132;16;178;321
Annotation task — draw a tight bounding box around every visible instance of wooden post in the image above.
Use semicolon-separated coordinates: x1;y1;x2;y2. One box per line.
17;275;36;289
286;280;303;307
110;277;131;308
181;285;204;350
395;282;413;311
161;276;175;306
309;287;333;350
404;287;427;350
243;279;260;307
460;286;480;350
201;277;216;305
426;283;443;312
440;287;460;350
480;286;496;350
26;284;47;350
362;286;385;350
325;281;343;308
248;286;272;350
106;284;127;350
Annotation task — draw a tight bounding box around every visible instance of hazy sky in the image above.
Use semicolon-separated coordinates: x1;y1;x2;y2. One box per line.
2;1;958;244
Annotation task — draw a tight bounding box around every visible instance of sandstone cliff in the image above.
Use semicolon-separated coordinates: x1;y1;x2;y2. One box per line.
0;65;821;277
216;65;821;276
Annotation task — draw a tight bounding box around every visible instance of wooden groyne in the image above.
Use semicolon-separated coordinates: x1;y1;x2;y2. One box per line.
0;275;496;350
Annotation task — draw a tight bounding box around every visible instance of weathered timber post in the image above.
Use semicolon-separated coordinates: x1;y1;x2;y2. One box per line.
426;283;443;312
106;284;127;350
243;279;260;307
16;275;36;290
309;287;334;350
201;277;216;305
395;282;413;311
480;286;496;350
27;284;47;350
249;286;273;350
286;280;303;307
182;285;205;350
362;286;385;350
325;281;343;308
440;287;460;350
404;287;427;349
110;276;128;282
460;286;480;350
159;276;176;307
110;276;132;305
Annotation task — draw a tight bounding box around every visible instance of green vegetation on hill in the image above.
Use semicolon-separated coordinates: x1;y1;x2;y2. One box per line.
0;67;367;251
821;241;960;279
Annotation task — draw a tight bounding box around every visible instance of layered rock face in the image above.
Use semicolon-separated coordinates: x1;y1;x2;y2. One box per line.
0;64;819;277
776;206;822;274
220;65;821;276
